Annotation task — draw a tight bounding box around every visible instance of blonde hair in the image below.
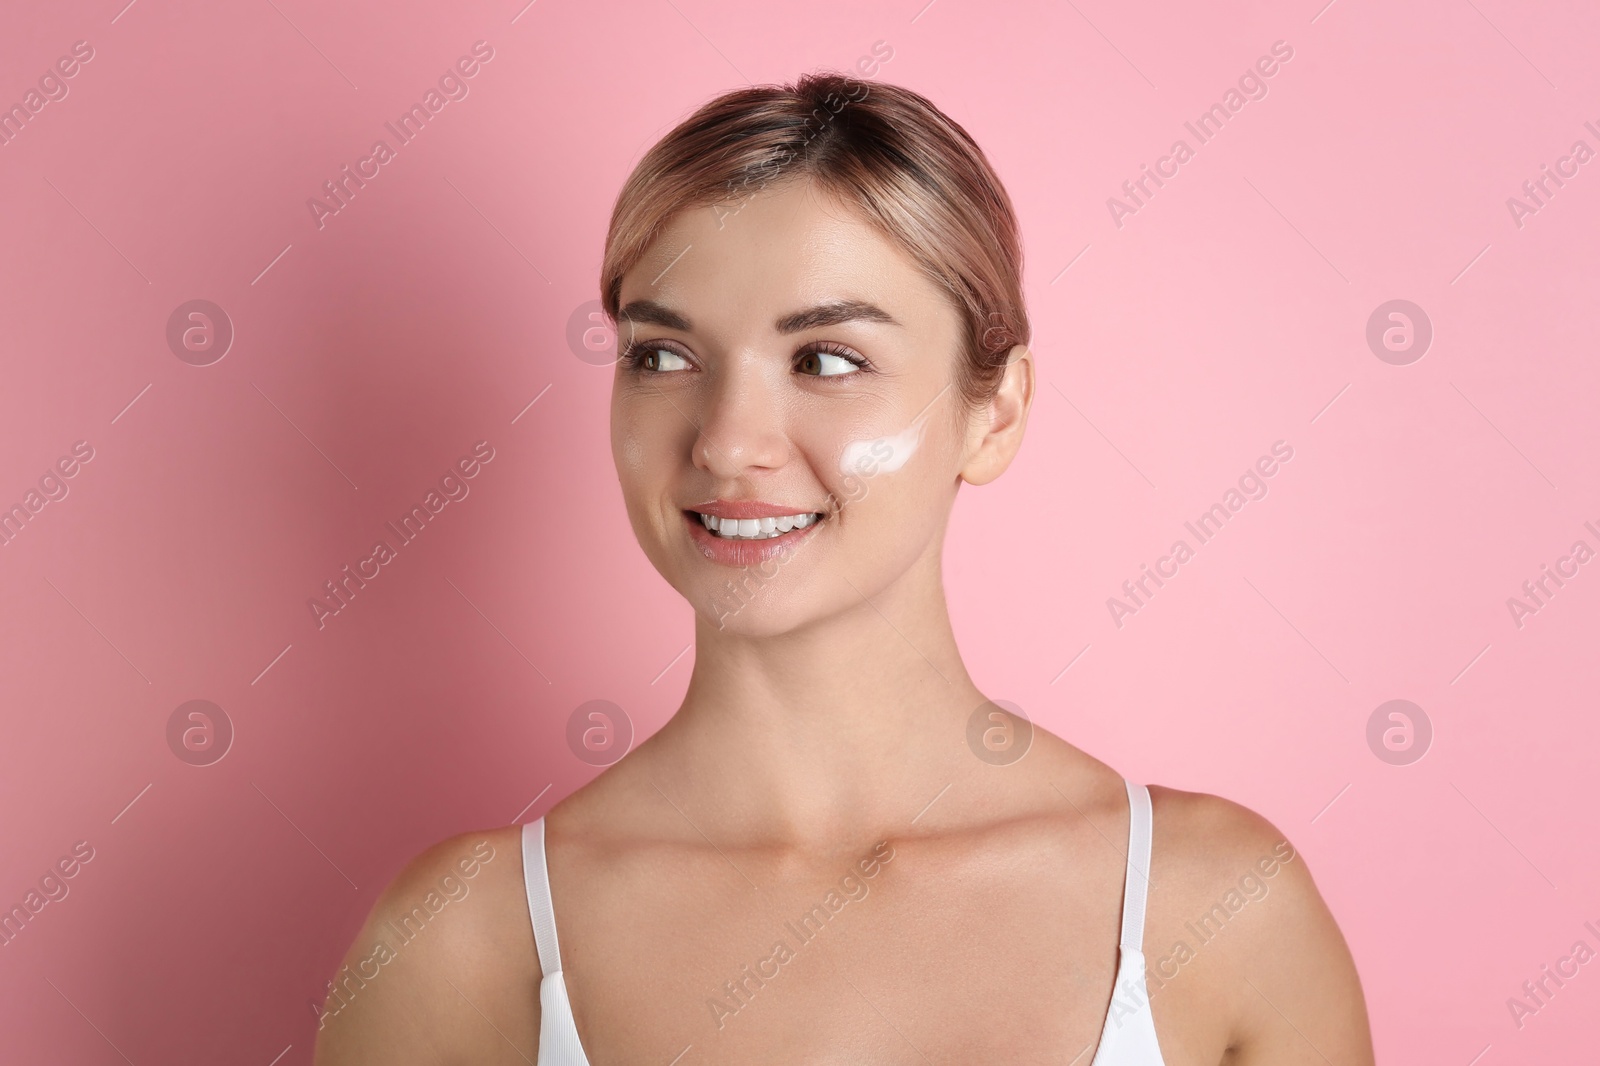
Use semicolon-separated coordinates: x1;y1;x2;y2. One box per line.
599;71;1029;416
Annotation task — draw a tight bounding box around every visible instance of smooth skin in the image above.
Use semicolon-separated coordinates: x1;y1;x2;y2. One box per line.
315;178;1374;1065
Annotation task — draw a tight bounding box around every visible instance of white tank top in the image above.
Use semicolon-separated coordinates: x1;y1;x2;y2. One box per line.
521;778;1166;1064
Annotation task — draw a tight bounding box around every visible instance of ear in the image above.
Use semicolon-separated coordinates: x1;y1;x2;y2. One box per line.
958;344;1033;486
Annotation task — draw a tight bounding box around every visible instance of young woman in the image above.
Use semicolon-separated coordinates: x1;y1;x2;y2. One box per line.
315;73;1374;1065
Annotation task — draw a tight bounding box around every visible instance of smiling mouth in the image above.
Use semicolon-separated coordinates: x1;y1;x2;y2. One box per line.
685;510;827;540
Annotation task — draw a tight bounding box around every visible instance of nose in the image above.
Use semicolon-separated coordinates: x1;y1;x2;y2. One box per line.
691;354;790;481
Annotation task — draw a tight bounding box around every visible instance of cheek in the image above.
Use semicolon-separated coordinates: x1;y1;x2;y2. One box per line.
827;450;949;581
831;410;934;490
611;396;654;481
617;428;646;476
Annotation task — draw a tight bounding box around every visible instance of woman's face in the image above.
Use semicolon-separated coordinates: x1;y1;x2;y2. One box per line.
609;177;982;635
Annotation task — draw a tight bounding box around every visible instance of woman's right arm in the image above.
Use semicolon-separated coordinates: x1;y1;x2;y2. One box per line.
312;826;541;1066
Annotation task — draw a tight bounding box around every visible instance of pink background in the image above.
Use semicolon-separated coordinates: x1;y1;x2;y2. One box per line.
2;0;1597;1060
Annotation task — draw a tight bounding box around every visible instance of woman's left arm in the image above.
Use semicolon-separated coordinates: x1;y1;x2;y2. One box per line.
1223;828;1376;1065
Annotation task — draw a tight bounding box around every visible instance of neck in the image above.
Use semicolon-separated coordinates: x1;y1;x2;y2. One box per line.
645;548;991;851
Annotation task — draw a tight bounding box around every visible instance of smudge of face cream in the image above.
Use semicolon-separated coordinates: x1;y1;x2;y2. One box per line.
838;405;935;478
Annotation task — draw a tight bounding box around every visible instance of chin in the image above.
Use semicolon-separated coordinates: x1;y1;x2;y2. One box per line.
690;572;819;637
700;606;804;638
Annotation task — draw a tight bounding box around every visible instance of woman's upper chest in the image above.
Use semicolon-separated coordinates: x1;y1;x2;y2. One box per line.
539;821;1228;1064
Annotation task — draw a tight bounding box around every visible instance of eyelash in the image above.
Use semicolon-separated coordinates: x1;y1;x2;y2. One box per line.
618;339;872;379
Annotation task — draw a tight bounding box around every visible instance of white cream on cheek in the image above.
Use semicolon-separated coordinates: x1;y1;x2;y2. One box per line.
838;406;934;478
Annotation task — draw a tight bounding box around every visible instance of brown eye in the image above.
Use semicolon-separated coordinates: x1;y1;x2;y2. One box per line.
621;342;691;372
798;344;865;377
648;348;689;371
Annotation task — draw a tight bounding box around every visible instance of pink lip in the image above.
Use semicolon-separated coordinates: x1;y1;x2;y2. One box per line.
683;508;825;568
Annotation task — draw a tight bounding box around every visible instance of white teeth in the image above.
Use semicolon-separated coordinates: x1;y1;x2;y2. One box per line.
697;511;820;539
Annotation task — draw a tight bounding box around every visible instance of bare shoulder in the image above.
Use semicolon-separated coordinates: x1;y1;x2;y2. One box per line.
1143;786;1315;955
1147;785;1297;881
312;825;541;1066
1145;785;1375;1064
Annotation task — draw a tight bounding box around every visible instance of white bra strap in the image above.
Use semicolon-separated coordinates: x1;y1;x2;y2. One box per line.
1118;779;1154;953
521;818;564;974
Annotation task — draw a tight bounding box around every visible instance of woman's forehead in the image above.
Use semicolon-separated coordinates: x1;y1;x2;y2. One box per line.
618;184;957;339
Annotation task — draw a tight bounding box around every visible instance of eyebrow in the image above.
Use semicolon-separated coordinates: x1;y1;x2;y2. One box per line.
616;299;901;335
